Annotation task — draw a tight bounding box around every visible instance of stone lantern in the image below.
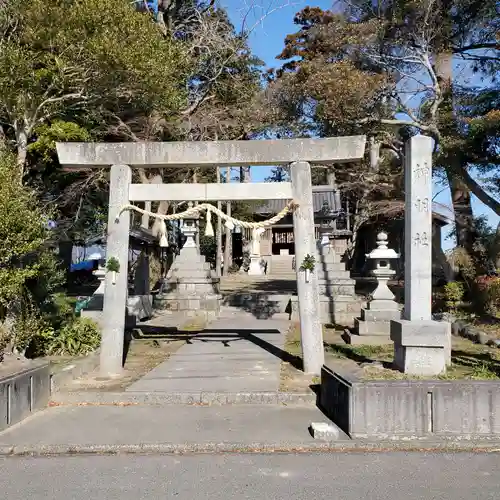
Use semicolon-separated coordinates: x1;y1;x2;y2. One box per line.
317;199;340;247
346;231;402;344
181;202;198;249
366;232;399;303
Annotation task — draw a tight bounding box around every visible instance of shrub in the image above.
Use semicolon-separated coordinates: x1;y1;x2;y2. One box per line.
447;247;476;282
476;275;500;316
443;281;465;313
13;300;56;356
0;149;55;358
228;263;240;274
46;317;101;356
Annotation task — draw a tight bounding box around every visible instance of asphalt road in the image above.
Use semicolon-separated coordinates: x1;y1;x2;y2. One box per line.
1;452;499;499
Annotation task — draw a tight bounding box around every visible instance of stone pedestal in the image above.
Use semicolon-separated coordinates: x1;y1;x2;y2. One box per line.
85;266;106;310
82;264;153;327
248;255;264;275
348;302;401;345
156;211;221;320
247;228;265;276
390;320;449;376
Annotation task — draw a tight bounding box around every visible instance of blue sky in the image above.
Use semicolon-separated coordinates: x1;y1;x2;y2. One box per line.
219;0;499;249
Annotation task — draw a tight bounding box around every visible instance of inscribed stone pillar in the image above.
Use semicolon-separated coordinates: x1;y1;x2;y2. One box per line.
403;136;432;321
390;136;449;376
290;161;324;374
101;164;132;377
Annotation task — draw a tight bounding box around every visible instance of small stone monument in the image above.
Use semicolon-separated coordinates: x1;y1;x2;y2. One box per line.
247;227;265;275
390;135;449;376
81;263;106;327
347;232;402;344
156;204;221;319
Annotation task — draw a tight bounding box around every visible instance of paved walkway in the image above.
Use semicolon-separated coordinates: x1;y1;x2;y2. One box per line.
0;404;331;452
127;317;290;393
4;453;500;500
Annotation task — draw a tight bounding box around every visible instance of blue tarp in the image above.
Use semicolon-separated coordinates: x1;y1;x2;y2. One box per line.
70;260;94;272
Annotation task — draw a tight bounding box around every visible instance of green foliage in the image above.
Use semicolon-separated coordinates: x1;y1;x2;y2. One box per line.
476;276;500;316
447;247;476;282
149;253;163;290
443;281;465;312
106;257;120;273
26;251;65;310
300;254;316;272
13;300;55;355
28;121;92;163
0;150;51;309
44;292;78;329
45;317;101;357
0;0;185;136
228;263;240;274
199;235;216;266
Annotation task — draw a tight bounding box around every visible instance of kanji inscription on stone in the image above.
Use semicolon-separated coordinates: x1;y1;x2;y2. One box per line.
404;136;433;321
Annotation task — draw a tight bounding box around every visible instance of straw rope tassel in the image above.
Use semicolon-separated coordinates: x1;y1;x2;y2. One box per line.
205;208;214;237
159;220;169;247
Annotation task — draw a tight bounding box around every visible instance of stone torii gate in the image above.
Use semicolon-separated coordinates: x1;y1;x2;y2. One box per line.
56;137;366;378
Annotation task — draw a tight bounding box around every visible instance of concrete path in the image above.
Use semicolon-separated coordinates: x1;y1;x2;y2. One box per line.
0;404;333;452
127;317;290;393
3;453;500;500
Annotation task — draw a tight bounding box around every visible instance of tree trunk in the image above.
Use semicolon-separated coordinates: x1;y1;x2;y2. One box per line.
148;174;169;238
15;124;28;183
58;241;74;286
446;168;477;251
240;166;251;183
493;221;500;270
434;51;477;254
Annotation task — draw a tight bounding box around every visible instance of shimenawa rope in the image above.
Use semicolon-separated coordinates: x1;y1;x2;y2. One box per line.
116;200;298;247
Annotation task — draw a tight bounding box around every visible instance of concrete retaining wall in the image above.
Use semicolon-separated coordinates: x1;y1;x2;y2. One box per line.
0;361;50;432
320;365;500;438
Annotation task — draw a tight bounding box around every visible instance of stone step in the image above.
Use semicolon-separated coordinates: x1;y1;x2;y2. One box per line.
316;270;351;280
221;292;293;313
290;295;363;327
218;306;291;321
316;255;343;265
318;284;356;296
266;274;296;280
170;261;211;271
360;309;402;322
354;318;391;335
315;262;348;271
344;330;393;345
269;265;294;273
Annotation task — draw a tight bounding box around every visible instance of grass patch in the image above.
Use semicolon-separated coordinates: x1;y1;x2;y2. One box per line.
281;323;500;384
324;335;500;380
327;343;393;361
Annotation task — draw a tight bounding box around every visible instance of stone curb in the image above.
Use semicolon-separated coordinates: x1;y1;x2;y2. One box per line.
454;322;500;348
1;440;500;456
50;350;100;393
49;391;317;406
433;313;500;348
